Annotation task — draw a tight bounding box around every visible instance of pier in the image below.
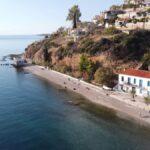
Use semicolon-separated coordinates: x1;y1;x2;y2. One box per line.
0;63;12;66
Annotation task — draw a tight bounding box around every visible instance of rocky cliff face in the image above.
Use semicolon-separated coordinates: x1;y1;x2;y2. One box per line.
24;39;53;64
24;29;150;76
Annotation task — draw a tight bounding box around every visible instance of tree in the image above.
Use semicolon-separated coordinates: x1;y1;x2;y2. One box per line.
110;5;121;10
144;97;150;113
147;8;150;13
145;97;150;105
103;27;120;35
67;5;81;29
79;55;89;72
94;67;117;88
130;88;136;101
142;52;150;70
43;45;51;67
79;55;95;80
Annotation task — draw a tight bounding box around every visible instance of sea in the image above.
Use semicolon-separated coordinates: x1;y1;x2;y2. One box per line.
0;35;150;150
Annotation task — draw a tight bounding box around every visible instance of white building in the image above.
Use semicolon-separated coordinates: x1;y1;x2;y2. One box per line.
143;0;150;6
118;69;150;97
124;0;146;5
67;27;89;42
13;58;27;67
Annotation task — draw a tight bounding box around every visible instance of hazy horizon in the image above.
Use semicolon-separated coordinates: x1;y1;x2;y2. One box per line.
0;0;123;35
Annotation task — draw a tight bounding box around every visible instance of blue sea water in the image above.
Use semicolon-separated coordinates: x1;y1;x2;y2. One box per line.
0;35;150;150
0;35;42;59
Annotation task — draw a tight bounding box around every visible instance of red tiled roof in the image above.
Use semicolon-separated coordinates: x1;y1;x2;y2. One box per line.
119;69;150;79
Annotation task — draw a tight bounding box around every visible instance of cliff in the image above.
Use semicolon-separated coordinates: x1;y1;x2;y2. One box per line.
24;28;150;83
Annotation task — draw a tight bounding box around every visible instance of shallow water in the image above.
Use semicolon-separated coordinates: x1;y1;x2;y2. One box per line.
0;36;150;150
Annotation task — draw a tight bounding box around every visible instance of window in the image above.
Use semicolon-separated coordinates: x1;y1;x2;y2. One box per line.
148;91;150;96
148;81;150;87
128;77;131;84
121;76;124;82
134;78;136;84
139;80;143;87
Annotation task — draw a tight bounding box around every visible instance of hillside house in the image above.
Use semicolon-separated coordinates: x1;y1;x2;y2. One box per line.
118;69;150;97
124;0;145;5
104;10;124;28
144;0;150;6
67;27;88;42
115;5;150;30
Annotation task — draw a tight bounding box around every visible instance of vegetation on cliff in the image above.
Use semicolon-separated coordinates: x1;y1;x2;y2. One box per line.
24;29;150;87
24;5;150;87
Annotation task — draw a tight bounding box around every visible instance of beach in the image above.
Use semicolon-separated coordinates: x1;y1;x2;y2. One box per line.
24;65;150;127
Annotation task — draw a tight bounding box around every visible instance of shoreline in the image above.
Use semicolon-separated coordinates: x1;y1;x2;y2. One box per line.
24;65;150;127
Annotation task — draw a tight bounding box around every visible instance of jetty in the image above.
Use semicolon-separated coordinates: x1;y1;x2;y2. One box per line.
0;63;12;66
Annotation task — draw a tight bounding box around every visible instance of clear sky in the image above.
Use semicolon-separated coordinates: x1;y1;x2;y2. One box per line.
0;0;123;35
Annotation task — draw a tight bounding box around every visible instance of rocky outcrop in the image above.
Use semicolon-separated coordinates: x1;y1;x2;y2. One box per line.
24;29;150;73
24;39;51;64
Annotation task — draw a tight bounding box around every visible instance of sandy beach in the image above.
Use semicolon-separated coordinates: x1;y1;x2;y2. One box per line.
24;65;150;127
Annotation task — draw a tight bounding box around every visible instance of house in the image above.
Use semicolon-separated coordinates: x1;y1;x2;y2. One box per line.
124;0;145;5
118;69;150;97
124;0;150;7
115;4;150;30
104;10;124;28
67;28;87;42
67;22;96;41
144;0;150;6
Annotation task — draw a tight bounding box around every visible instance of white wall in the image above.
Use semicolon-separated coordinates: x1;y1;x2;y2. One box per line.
119;74;150;97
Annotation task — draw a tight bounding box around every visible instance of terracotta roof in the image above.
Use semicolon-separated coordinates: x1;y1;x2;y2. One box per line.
119;69;150;79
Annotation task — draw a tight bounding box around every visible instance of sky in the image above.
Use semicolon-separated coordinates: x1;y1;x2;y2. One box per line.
0;0;123;35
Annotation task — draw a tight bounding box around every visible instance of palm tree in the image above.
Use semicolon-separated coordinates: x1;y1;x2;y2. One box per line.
67;5;81;29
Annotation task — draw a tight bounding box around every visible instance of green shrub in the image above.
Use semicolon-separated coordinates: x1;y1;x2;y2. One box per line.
80;38;94;53
55;44;76;60
147;8;150;13
103;27;120;35
79;55;96;81
32;61;36;65
112;30;150;60
94;67;117;88
67;41;75;47
110;5;121;10
141;52;150;70
79;38;113;56
122;4;137;9
55;47;65;60
50;42;59;47
142;53;150;64
60;65;72;73
132;18;139;24
144;97;150;105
